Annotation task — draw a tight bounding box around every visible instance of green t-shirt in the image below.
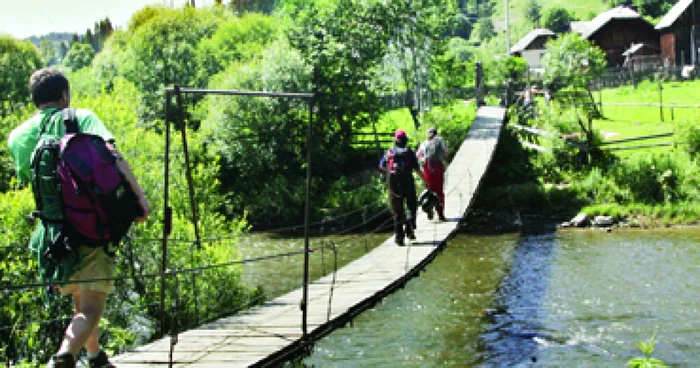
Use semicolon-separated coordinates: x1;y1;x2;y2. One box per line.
8;107;114;185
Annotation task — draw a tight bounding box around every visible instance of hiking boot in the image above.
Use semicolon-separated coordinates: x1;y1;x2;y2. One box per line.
89;351;116;368
395;237;405;246
407;231;416;240
48;353;75;368
426;209;434;220
438;213;447;222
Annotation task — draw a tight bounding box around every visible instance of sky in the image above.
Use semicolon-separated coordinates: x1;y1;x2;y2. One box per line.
0;0;215;39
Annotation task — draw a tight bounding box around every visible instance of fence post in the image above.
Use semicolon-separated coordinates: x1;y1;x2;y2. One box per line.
658;78;664;122
598;82;603;117
475;62;484;106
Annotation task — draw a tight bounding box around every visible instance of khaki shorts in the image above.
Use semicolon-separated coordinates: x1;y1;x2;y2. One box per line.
60;245;116;295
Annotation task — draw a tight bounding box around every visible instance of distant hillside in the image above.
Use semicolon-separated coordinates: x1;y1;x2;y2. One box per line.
477;0;678;58
26;32;74;47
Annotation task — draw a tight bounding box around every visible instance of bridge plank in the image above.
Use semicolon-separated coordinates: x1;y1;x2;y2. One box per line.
111;106;505;368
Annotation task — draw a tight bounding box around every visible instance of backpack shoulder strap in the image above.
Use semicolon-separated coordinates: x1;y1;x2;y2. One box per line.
38;109;62;136
62;108;78;134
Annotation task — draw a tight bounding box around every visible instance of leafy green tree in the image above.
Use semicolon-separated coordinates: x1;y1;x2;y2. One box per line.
195;13;279;86
91;30;130;89
114;6;228;121
450;13;473;39
489;56;528;86
39;39;58;66
199;39;313;226
473;17;496;41
633;0;677;18
541;32;606;91
525;0;542;26
63;42;95;70
386;0;457;127
127;5;169;32
541;33;606;160
0;36;42;116
435;37;475;90
286;0;394;178
543;6;573;33
229;0;277;14
58;41;69;62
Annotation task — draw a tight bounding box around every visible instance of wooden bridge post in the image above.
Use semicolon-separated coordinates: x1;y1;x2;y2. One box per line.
475;62;484;106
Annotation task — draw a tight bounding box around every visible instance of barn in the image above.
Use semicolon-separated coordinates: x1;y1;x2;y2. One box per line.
573;6;660;67
656;0;700;67
510;28;557;71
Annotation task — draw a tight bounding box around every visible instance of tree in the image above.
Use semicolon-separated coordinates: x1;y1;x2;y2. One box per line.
0;36;42;116
541;33;607;155
194;13;279;86
541;33;606;91
450;13;472;39
473;17;495;41
525;0;542;27
228;0;276;14
386;0;457;128
114;6;228;121
286;0;396;179
543;6;573;33
199;40;313;226
58;41;69;61
63;42;95;70
633;0;677;18
39;39;58;66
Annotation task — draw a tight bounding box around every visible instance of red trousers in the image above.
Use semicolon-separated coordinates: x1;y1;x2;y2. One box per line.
423;161;445;214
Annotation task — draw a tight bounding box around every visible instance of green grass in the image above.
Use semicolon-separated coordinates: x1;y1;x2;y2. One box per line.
592;79;700;155
370;100;477;140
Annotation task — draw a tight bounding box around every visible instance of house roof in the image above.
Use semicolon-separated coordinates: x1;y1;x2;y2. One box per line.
570;21;590;35
577;6;650;39
622;43;645;56
510;28;556;54
656;0;694;30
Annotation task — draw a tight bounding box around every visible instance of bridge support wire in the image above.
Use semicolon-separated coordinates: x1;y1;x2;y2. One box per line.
161;86;315;345
326;241;339;322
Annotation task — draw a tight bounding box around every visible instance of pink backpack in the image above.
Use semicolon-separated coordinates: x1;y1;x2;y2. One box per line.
55;109;140;250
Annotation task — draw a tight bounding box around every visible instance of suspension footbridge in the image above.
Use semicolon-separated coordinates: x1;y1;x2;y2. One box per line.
111;105;506;367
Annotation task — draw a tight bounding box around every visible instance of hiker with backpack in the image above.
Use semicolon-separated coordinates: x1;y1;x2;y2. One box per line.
417;127;449;222
379;130;425;246
7;68;149;368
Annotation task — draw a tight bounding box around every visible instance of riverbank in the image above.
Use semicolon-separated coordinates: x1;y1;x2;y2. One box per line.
461;205;700;235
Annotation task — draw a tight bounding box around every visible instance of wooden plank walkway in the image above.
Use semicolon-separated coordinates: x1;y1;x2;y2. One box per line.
111;106;506;367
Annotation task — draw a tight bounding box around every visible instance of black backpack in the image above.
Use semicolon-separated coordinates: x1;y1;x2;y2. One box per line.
387;147;413;195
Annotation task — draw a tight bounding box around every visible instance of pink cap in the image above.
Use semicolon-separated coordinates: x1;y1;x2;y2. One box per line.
394;130;407;139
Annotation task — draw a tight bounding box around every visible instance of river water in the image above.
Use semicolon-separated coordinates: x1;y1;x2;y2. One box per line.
268;227;700;367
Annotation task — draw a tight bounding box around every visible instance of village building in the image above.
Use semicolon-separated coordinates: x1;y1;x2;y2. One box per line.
656;0;700;67
572;6;660;68
622;42;663;71
510;28;557;72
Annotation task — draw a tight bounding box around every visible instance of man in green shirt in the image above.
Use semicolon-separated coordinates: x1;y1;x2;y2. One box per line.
8;68;149;368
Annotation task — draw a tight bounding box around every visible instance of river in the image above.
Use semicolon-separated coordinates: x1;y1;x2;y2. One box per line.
261;227;700;367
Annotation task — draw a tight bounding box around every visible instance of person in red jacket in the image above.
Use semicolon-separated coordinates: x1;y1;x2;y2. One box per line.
417;127;449;221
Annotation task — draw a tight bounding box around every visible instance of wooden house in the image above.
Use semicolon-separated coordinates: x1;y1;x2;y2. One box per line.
622;43;663;71
510;28;557;71
656;0;700;67
572;6;660;67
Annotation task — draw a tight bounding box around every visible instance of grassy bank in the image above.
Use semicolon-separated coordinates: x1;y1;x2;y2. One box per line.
477;79;700;227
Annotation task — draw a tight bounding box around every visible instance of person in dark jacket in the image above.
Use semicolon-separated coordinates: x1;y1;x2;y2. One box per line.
379;130;425;246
